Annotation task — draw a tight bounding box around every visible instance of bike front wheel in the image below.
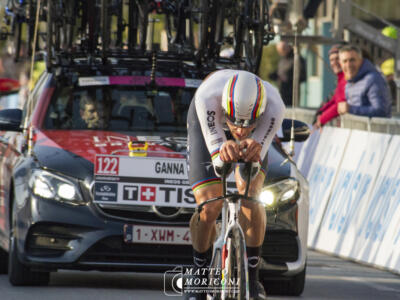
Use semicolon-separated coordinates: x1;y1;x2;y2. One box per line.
223;231;248;300
208;247;222;300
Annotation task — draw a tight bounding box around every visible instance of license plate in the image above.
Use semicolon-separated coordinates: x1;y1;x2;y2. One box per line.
124;225;191;245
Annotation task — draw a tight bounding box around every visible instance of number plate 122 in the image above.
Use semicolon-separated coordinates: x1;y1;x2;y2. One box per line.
95;156;119;175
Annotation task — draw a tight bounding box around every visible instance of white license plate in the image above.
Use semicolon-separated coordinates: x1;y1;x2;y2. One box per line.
124;225;191;245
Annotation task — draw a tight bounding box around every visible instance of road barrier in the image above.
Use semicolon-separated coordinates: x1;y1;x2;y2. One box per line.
293;111;400;275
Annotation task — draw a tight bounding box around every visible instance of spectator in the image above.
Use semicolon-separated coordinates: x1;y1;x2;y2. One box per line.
381;58;396;104
313;44;346;129
269;40;306;106
337;45;392;118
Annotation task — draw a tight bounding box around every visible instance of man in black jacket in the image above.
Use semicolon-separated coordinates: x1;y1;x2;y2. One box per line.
269;41;306;106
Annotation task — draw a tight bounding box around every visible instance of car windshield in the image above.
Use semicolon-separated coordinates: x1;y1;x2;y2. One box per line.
44;85;194;132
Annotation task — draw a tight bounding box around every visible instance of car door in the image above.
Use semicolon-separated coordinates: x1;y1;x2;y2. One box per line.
0;72;50;247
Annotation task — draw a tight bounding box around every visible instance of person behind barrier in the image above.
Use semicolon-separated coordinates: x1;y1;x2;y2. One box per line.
313;44;347;129
269;40;306;106
337;45;392;118
186;69;285;300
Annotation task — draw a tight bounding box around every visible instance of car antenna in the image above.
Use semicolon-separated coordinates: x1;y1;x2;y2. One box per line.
289;24;300;157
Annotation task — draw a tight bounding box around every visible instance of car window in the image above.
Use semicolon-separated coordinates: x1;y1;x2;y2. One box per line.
0;92;20;110
44;85;194;132
22;72;50;126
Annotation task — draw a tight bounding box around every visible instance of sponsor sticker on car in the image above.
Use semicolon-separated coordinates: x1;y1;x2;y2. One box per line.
78;76;202;88
94;155;236;208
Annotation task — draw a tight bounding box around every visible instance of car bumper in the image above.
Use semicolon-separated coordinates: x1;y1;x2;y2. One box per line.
16;190;307;275
260;178;309;277
16;195;194;272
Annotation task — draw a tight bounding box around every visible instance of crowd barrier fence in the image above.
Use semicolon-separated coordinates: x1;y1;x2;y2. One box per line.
289;108;400;275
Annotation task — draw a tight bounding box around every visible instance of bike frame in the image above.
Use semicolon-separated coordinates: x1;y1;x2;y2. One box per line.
199;163;257;300
212;199;250;299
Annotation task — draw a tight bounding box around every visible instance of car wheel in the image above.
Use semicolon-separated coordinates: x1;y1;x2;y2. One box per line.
8;199;50;286
0;248;8;274
8;234;50;286
262;265;306;296
286;266;306;296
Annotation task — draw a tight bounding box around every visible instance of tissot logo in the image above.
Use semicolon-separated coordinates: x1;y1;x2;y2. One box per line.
123;185;139;200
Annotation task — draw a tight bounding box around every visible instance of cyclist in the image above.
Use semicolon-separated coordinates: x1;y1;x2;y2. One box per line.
186;69;285;300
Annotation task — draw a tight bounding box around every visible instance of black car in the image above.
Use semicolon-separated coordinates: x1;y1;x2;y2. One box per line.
0;56;309;295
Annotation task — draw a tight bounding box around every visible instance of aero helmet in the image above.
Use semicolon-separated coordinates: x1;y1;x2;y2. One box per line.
222;71;267;127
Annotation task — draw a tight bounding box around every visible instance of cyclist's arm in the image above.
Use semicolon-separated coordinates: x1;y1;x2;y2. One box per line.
195;95;226;154
251;82;286;159
194;71;234;161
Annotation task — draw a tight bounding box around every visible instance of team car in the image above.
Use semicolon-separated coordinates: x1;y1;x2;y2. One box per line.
0;57;309;295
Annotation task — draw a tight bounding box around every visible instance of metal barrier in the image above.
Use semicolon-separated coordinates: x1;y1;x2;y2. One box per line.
286;108;400;135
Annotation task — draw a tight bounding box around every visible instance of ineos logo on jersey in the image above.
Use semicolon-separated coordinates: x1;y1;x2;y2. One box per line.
207;110;217;135
155;162;185;175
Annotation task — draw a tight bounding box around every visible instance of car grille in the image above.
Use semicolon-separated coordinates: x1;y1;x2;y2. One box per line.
262;231;299;263
96;205;194;224
79;236;193;267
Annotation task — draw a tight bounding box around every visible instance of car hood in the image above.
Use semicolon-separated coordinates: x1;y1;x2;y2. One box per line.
33;129;187;181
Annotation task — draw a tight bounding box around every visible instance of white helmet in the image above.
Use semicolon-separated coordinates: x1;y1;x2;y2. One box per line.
221;71;267;127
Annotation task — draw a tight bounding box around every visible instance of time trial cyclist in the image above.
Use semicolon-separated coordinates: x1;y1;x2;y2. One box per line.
186;69;285;300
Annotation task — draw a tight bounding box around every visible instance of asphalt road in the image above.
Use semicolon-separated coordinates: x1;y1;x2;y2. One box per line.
0;250;399;300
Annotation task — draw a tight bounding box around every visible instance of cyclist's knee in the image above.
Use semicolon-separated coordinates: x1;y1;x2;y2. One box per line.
199;201;222;223
235;171;265;196
194;184;223;223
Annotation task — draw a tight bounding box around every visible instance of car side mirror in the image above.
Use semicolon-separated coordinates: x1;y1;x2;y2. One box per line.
0;108;23;132
279;118;310;142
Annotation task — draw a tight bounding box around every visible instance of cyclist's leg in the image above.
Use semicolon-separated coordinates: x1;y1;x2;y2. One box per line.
235;156;268;299
187;98;224;251
190;184;222;252
186;99;223;298
236;169;266;247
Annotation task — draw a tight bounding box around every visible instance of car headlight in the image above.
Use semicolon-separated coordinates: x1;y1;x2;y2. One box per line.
259;178;299;207
29;169;85;205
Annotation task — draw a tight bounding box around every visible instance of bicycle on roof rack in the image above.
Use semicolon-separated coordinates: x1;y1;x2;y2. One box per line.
2;0;38;62
116;0;208;60
25;0;274;72
207;0;274;73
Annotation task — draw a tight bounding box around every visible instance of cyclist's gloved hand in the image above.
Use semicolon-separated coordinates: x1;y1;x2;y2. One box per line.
213;155;233;177
238;161;261;181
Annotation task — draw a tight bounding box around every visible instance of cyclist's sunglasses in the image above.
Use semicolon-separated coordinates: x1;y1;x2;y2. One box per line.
225;114;257;128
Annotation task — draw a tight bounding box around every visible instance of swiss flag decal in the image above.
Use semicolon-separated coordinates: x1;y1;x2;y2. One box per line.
140;186;156;202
